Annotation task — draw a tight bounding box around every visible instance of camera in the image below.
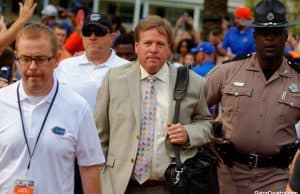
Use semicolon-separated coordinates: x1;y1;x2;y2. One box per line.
0;66;11;80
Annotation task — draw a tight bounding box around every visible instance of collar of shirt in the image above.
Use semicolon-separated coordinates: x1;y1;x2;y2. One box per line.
245;54;292;78
79;49;119;69
140;63;169;82
18;76;58;104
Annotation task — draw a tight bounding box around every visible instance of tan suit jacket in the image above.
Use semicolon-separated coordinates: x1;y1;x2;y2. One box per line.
94;62;212;194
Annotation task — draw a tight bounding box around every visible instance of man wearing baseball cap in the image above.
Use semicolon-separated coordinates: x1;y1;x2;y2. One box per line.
206;0;300;193
190;41;216;77
221;6;256;59
56;12;129;111
56;12;129;193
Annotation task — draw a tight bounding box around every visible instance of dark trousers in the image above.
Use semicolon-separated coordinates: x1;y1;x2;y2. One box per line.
74;159;83;194
125;180;169;194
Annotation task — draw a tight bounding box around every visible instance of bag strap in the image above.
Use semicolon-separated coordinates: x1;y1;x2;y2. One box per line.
172;65;189;170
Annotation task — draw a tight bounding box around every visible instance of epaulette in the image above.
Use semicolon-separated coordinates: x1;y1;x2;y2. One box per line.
287;59;300;73
222;53;252;64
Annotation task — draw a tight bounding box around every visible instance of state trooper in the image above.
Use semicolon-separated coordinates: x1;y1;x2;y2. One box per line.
206;0;300;193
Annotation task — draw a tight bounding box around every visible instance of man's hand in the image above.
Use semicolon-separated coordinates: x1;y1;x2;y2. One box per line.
167;123;189;145
0;16;7;33
0;77;8;88
18;0;37;24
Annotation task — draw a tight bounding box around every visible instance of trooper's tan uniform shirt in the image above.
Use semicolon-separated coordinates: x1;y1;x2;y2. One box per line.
206;53;300;193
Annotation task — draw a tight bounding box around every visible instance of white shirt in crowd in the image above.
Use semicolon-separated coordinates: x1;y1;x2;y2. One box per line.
55;49;129;111
0;78;105;194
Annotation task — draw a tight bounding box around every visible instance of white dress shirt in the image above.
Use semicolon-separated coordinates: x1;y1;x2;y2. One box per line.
140;64;171;180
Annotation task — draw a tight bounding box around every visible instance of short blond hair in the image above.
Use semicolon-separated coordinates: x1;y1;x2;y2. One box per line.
134;15;173;48
16;23;58;56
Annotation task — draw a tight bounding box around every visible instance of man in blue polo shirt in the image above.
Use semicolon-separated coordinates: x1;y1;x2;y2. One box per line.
191;41;216;77
222;6;256;58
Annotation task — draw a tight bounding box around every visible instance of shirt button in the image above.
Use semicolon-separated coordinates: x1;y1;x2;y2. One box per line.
137;135;140;140
131;158;134;163
290;102;294;106
234;92;238;96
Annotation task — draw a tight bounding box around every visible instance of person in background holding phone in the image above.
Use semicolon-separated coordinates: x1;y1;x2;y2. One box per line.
0;0;36;89
0;47;15;88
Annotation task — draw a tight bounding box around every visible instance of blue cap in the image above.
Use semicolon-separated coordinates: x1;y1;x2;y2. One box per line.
190;41;215;55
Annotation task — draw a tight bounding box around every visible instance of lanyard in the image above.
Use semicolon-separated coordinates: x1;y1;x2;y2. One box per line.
17;81;59;170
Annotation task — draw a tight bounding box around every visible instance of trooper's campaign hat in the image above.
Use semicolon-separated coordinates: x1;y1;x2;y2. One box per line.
242;0;300;27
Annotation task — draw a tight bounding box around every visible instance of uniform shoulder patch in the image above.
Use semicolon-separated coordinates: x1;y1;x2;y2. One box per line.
206;65;219;76
222;53;252;64
287;59;300;73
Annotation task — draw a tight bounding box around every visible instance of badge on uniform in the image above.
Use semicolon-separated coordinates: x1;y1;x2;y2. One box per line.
232;81;245;87
289;83;299;93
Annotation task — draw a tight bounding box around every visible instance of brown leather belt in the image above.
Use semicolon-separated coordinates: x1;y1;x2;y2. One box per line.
129;179;165;187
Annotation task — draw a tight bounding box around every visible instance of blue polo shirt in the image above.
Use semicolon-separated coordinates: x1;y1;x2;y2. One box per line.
222;26;256;56
192;61;215;77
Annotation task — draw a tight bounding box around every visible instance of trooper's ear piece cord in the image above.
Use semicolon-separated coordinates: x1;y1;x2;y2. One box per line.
289;153;300;192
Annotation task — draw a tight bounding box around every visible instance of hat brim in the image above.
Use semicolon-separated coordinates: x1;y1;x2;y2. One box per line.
242;19;300;27
83;22;110;30
190;48;200;54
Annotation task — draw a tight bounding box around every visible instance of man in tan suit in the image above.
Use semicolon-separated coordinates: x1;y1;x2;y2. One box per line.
94;15;212;194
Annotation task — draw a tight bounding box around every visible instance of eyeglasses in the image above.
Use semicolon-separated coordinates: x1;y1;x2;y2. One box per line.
15;56;53;66
82;26;108;37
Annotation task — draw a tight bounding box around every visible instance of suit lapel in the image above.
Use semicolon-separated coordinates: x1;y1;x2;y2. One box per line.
126;62;141;126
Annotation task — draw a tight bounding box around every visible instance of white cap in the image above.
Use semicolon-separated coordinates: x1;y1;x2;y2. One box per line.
41;5;58;19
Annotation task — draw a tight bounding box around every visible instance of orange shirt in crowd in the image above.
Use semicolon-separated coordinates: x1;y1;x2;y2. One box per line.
64;31;84;55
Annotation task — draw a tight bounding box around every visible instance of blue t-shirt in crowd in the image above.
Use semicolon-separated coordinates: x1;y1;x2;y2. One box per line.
222;26;256;56
192;61;215;77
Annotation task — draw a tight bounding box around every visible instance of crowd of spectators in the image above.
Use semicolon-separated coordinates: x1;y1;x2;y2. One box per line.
2;3;300;88
1;1;300;193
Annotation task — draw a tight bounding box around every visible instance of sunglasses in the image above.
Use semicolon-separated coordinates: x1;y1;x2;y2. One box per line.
82;26;108;37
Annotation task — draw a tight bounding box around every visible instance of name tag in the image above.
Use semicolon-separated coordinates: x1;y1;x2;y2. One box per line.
13;179;35;194
232;81;245;87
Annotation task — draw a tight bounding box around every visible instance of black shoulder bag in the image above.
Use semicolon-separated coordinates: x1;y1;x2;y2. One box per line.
164;66;219;194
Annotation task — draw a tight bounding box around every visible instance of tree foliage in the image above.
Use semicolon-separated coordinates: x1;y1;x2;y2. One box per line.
202;0;228;40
